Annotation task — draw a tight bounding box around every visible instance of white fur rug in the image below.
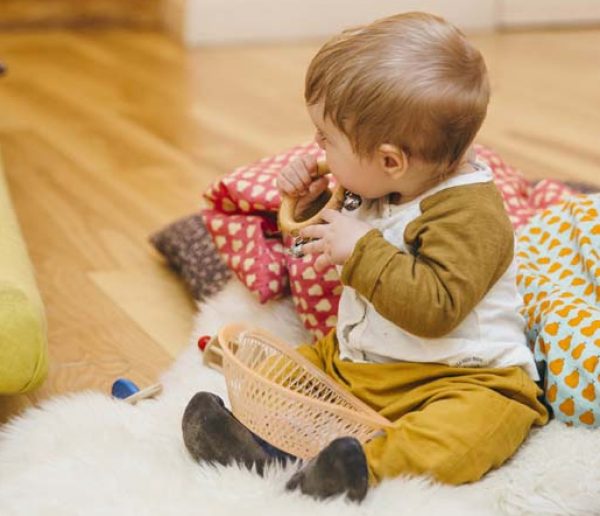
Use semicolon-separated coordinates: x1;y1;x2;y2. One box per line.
1;279;599;516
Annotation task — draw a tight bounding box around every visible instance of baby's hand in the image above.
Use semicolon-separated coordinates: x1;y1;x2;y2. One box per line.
276;155;329;218
299;209;373;271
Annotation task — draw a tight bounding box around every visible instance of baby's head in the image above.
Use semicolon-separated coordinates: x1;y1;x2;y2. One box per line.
305;12;490;199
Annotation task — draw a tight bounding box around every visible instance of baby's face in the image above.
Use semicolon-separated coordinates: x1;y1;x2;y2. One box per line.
307;103;397;200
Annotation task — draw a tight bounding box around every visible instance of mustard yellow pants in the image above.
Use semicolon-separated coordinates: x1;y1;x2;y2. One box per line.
296;331;548;485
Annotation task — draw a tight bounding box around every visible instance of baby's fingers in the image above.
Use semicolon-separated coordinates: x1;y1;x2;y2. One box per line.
300;238;325;256
276;173;300;196
278;163;309;196
294;178;330;217
300;223;327;240
308;176;329;195
289;159;313;191
314;253;332;272
300;154;319;177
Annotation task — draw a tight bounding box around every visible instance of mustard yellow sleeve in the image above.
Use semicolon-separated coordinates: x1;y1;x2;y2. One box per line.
340;182;514;338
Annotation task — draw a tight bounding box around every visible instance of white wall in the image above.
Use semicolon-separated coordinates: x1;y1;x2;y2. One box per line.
174;0;600;46
182;0;497;46
499;0;600;27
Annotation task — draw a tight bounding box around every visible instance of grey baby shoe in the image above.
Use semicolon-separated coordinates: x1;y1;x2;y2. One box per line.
182;392;273;475
285;436;369;502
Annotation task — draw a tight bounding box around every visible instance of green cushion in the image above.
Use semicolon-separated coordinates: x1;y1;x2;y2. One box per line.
0;153;48;394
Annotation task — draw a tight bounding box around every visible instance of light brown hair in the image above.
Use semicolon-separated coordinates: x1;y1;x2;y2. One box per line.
305;12;490;171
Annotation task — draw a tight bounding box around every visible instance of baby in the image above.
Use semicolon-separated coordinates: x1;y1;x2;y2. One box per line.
182;12;548;503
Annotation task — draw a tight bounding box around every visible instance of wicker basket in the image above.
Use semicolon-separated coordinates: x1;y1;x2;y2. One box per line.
215;323;392;459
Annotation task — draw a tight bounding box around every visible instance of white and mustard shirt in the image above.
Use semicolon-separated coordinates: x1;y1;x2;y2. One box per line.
336;162;539;380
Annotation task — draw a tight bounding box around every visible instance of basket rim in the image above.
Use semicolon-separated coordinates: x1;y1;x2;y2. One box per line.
218;323;392;429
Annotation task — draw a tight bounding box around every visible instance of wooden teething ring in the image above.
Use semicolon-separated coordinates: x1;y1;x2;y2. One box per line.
278;159;345;237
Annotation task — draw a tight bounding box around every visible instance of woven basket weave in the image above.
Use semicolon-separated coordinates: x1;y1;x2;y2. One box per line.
216;323;392;459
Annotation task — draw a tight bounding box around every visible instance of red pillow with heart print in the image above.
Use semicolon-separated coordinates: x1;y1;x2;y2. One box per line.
473;145;574;230
202;142;576;338
284;235;342;340
203;143;324;215
473;145;535;230
201;210;288;303
202;142;326;307
529;179;574;212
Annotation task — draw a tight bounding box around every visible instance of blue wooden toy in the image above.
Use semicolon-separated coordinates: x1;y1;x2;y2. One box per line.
111;378;140;399
111;378;163;404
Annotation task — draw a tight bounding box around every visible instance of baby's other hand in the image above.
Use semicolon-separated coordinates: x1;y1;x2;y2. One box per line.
300;210;373;271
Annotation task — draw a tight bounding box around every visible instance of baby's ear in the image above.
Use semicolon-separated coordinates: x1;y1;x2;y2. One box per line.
378;144;408;179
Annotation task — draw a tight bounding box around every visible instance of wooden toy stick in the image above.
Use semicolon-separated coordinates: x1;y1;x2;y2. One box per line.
202;336;224;372
123;383;163;405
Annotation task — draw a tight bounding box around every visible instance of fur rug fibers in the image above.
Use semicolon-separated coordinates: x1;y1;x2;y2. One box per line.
1;279;599;516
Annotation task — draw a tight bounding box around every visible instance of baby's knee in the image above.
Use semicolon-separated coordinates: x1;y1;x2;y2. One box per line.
428;454;488;485
365;437;494;485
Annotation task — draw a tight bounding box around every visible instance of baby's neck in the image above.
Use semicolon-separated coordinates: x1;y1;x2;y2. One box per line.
389;150;478;205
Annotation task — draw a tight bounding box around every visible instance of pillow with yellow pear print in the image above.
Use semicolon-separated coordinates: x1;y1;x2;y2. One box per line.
517;194;600;428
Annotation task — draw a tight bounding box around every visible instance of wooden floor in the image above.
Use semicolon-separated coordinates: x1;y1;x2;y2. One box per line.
0;27;599;423
0;0;161;30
